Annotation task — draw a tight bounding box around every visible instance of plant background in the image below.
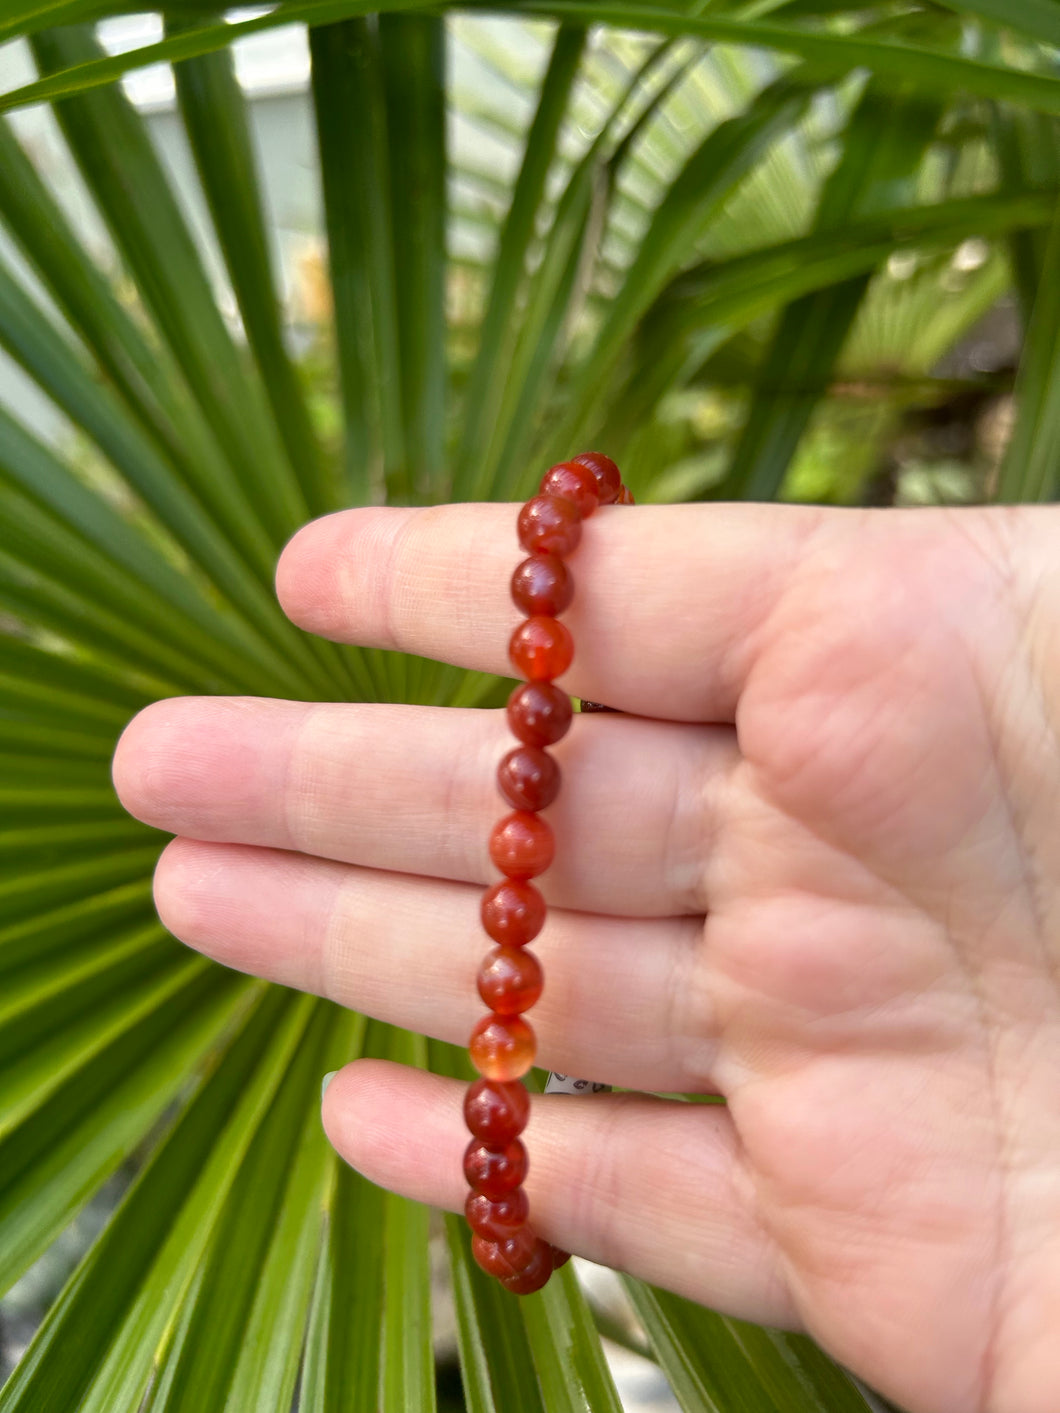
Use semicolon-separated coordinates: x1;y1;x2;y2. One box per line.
0;4;1057;1410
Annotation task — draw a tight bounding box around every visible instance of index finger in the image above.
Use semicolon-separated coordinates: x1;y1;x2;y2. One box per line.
275;501;823;722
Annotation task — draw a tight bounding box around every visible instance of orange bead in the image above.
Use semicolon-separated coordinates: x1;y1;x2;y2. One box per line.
469;1012;536;1080
509;615;573;682
489;811;554;879
497;745;559;812
464;1137;528;1198
511;553;574;617
464;1078;531;1143
471;1225;540;1279
540;461;600;518
518;495;582;557
500;1238;554;1294
507;682;571;748
465;1188;530;1240
478;946;544;1015
481;879;546;946
573;451;621;504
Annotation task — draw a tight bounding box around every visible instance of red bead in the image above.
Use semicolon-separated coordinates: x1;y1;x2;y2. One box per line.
617;484;635;504
500;1238;554;1294
509;616;573;682
469;1013;536;1080
478;946;544;1015
471;1225;540;1279
465;1187;530;1240
518;495;582;557
573;452;621;505
540;461;600;519
507;682;571;748
551;1247;571;1269
489;811;554;879
497;745;559;812
511;554;573;617
464;1137;528;1198
481;879;546;946
464;1078;531;1143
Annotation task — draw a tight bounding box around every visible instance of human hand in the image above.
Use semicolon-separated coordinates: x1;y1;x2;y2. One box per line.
113;501;1060;1413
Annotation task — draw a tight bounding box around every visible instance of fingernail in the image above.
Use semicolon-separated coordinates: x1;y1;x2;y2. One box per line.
321;1071;338;1103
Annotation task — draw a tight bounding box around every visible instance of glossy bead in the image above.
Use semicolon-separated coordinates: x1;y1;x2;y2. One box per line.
467;452;628;1292
540;461;600;519
463;1137;528;1199
465;1187;530;1240
518;495;582;557
500;1238;554;1294
464;1078;531;1143
478;946;544;1015
469;1012;536;1080
509;615;573;681
573;451;621;505
507;682;572;748
471;1225;539;1279
497;745;559;812
481;879;546;946
511;554;573;617
489;811;554;879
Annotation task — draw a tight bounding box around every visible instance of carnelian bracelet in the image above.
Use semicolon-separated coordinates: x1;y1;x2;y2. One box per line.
462;452;632;1295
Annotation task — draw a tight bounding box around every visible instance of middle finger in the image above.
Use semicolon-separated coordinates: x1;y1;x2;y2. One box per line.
114;695;734;916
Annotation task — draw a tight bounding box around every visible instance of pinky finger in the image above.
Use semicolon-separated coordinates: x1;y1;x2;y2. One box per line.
321;1058;795;1327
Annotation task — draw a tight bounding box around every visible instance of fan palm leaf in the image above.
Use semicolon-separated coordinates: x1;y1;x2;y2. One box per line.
0;4;1057;1408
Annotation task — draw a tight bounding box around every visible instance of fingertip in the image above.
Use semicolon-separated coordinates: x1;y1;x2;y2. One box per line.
276;508;413;643
275;515;339;635
320;1058;465;1206
112;696;199;826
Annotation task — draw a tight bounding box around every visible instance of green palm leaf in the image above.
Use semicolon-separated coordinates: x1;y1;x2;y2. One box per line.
0;7;1055;1410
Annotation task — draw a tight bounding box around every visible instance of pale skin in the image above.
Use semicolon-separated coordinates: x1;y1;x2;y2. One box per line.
111;501;1060;1413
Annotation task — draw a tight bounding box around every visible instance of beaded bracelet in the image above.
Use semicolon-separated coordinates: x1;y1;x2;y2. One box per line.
462;452;633;1296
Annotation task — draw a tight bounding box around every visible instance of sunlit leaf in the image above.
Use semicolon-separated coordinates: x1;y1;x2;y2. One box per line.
0;9;1054;1412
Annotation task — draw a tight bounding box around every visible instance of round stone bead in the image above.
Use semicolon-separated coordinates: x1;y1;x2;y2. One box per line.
500;1238;554;1294
517;495;582;557
573;451;621;505
469;1012;536;1080
509;615;573;682
540;461;600;519
481;879;546;946
511;553;573;617
464;1078;531;1143
617;484;635;504
471;1225;539;1280
478;946;544;1015
464;1137;528;1199
551;1248;571;1269
489;811;554;879
497;745;559;812
465;1188;530;1240
507;682;571;748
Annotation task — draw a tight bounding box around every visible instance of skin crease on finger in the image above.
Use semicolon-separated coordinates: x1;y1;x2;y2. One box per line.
114;502;1060;1413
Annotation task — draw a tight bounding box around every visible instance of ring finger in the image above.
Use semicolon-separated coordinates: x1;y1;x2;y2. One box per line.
152;837;717;1093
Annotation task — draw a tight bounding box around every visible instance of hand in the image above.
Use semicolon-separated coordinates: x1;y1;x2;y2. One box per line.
113;501;1060;1413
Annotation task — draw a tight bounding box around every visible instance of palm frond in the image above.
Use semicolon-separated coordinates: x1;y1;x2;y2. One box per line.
0;7;1056;1410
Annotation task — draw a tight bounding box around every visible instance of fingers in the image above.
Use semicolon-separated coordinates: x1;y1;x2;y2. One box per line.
114;695;735;917
322;1059;794;1327
275;502;826;723
151;837;714;1093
